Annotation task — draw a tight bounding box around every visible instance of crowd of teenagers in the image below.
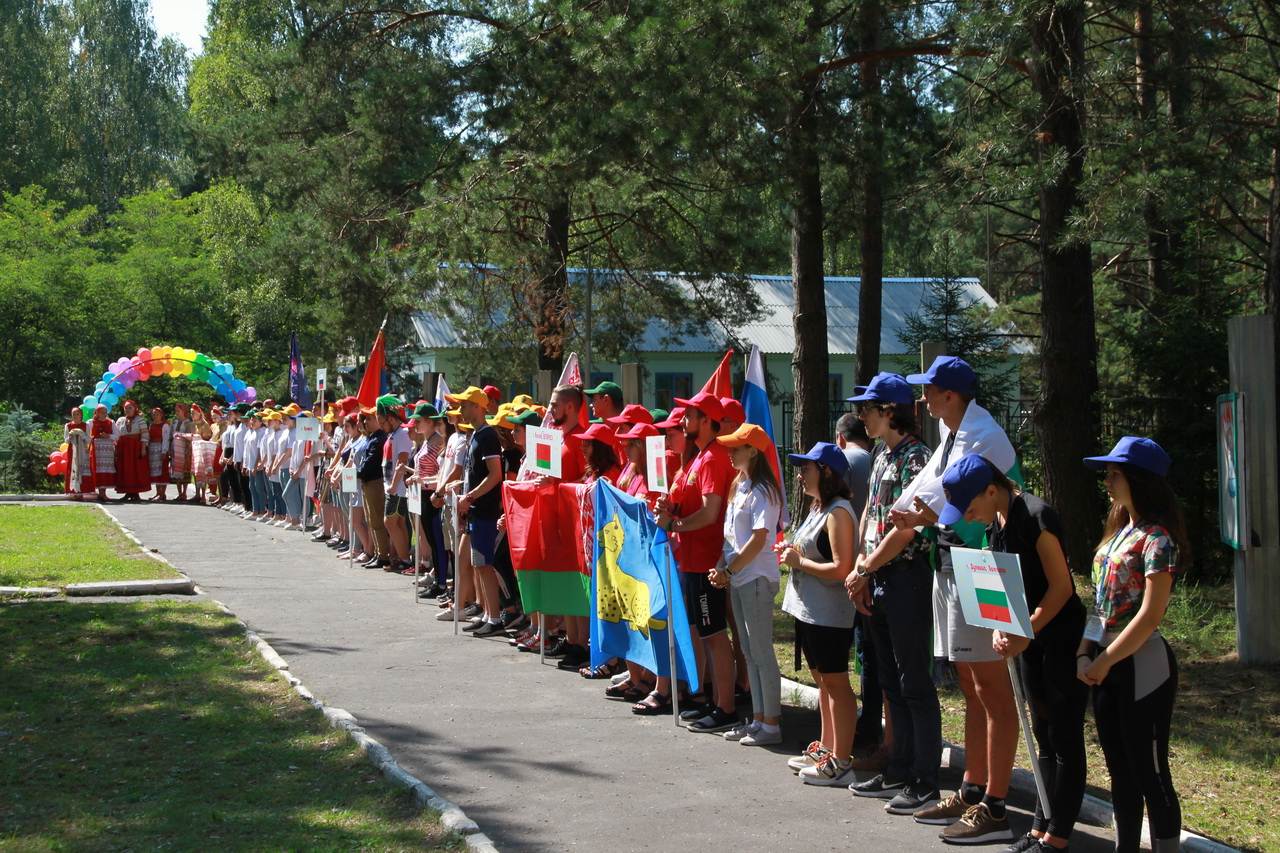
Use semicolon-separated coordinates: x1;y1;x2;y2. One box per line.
61;357;1186;852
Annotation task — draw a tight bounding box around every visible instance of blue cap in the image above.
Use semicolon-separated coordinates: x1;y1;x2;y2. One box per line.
1083;436;1171;477
906;355;978;395
787;441;850;474
846;372;915;405
938;453;996;525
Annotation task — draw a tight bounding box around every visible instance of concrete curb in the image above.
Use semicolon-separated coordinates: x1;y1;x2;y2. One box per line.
778;677;1238;851
0;493;69;502
0;586;61;599
209;597;496;851
65;578;196;596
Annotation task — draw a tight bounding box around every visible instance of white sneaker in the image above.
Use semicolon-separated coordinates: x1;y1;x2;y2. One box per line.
435;609;458;622
799;755;855;787
723;721;758;742
274;520;288;528
787;741;831;772
740;726;782;746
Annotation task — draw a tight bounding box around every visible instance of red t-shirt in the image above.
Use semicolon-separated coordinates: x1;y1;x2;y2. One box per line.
559;425;586;484
670;440;734;573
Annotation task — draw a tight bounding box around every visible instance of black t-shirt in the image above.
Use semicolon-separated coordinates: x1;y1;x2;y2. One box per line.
502;447;523;479
464;425;503;519
359;430;387;482
987;492;1084;635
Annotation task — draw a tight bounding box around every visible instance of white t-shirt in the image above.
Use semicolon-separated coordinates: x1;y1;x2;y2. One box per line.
384;425;413;497
288;427;306;473
722;478;783;587
242;428;260;470
231;423;248;463
221;421;238;451
274;427;294;475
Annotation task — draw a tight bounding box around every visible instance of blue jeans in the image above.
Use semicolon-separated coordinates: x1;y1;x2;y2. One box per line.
249;470;269;513
282;471;303;519
269;474;286;516
870;555;942;789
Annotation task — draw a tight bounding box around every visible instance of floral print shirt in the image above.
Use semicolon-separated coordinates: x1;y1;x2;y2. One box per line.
1091;522;1179;632
863;436;933;566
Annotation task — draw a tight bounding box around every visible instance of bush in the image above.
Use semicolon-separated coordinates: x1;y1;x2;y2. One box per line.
0;405;63;493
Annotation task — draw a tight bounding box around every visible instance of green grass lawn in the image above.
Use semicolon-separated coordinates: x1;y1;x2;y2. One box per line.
0;505;179;587
0;600;460;851
771;570;1278;852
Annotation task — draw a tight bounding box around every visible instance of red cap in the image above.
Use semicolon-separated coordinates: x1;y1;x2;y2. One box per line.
719;397;745;424
618;422;660;441
483;385;502;403
337;395;361;416
673;392;724;422
606;403;655;427
580;422;621;450
654;406;687;429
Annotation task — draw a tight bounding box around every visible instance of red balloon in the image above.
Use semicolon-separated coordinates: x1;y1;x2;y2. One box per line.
46;462;60;476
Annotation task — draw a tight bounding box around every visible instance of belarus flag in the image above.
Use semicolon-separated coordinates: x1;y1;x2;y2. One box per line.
973;568;1014;624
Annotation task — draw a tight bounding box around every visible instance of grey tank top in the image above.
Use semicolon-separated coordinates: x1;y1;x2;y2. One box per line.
781;498;857;629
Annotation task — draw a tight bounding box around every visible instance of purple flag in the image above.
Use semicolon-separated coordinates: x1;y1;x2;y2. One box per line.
289;332;312;408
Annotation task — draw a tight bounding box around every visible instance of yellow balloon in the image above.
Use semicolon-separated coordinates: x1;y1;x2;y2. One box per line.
59;442;69;452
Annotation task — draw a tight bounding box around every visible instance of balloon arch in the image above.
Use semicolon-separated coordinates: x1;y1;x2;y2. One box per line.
82;345;258;415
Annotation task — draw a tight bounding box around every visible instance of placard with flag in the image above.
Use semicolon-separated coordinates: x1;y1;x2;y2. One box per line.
644;435;668;493
525;425;562;479
589;480;699;691
950;547;1035;639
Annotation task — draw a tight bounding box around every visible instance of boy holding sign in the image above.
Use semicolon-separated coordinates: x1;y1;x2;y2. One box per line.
938;454;1087;852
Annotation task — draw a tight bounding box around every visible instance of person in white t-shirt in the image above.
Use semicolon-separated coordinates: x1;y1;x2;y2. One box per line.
711;424;784;746
381;405;414;568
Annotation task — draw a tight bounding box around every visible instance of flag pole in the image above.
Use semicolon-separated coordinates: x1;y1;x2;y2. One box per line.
412;487;422;605
1006;656;1052;820
665;541;680;726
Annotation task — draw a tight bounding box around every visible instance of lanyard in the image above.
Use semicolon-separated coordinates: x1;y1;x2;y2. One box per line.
1094;524;1132;615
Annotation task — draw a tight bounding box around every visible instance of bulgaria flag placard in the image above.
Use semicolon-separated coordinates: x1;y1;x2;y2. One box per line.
525;425;563;479
950;547;1035;639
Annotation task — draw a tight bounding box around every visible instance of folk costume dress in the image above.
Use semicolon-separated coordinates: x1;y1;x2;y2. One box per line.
170;416;195;484
148;421;172;484
114;413;150;496
63;420;94;496
89;414;116;489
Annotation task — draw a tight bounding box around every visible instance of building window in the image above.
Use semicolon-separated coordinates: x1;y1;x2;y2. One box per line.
828;373;843;401
654;372;693;411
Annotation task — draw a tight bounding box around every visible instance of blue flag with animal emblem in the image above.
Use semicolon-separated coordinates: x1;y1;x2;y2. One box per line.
589;480;699;693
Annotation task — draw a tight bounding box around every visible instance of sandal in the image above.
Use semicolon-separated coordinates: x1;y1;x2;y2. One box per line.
579;658;624;679
631;691;672;716
606;680;653;702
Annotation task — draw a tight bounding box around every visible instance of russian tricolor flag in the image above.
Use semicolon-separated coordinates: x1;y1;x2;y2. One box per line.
741;344;788;527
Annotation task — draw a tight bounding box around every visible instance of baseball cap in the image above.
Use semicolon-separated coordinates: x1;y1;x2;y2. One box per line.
1083;436;1171;477
654;406;686;429
486;403;520;428
906;355;978;395
606;403;654;427
580;422;621;449
483;385;502;403
445;386;490;408
376;393;404;419
584;380;623;404
337;395;361;416
673;391;724;422
410;402;445;422
618;422;660;441
847;372;914;405
787;441;850;474
320;412;338;424
938;453;996;525
648;408;669;423
511;394;537;408
507;409;542;427
282;403;302;416
719;397;746;425
717;423;775;455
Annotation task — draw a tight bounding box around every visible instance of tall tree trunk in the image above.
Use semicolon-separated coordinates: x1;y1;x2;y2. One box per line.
1267;81;1280;489
855;0;884;385
536;192;570;374
1029;1;1102;574
790;73;830;472
1135;0;1171;299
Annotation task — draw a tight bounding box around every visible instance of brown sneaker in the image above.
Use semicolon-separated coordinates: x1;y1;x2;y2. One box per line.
940;803;1014;845
912;790;971;825
849;744;890;772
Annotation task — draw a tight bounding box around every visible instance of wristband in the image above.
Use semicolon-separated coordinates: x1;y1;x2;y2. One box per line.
1076;653;1092;661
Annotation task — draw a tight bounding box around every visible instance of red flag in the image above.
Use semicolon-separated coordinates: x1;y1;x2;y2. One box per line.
503;481;593;616
539;352;590;430
701;349;733;398
356;330;385;408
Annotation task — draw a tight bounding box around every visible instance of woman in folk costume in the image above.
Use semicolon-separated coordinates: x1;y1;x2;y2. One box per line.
170;402;196;502
147;407;172;501
63;406;94;500
114;400;150;502
89;404;116;502
190;404;217;504
208;405;226;505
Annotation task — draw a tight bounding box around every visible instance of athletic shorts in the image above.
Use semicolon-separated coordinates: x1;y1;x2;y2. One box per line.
933;570;1000;663
794;618;855;674
385;493;410;521
682;572;728;638
467;517;499;567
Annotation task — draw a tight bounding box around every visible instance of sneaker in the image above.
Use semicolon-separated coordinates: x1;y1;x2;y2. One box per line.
799;755;855;787
461;603;482;619
885;782;940;815
913;791;971;825
461;617;485;632
850;774;908;799
473;621;505;638
688;707;738;733
1001;835;1043;853
787;741;831;773
940;803;1013;845
555;645;589;669
740;726;783;747
723;721;758;742
679;701;715;722
435;609;458;622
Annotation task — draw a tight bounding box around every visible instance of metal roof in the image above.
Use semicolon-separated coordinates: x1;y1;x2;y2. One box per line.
412;272;1031;357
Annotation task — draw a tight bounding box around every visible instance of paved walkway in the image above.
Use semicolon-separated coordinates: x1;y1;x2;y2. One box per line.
108;502;1117;852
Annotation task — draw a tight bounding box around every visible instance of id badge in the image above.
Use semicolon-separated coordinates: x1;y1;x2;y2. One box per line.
1082;612;1105;644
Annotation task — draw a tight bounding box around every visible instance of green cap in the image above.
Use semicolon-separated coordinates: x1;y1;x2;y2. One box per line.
411;402;446;420
507;409;542;427
648;408;669;423
584;380;623;403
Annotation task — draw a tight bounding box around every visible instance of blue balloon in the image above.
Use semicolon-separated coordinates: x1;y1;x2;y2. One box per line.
232;378;246;392
82;395;96;406
95;381;108;393
102;371;114;383
108;381;125;395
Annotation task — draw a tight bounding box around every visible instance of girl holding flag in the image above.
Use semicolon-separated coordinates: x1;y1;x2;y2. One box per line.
934;453;1086;851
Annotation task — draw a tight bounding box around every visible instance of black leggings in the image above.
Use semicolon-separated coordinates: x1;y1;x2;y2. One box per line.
1093;637;1181;851
1019;623;1088;839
